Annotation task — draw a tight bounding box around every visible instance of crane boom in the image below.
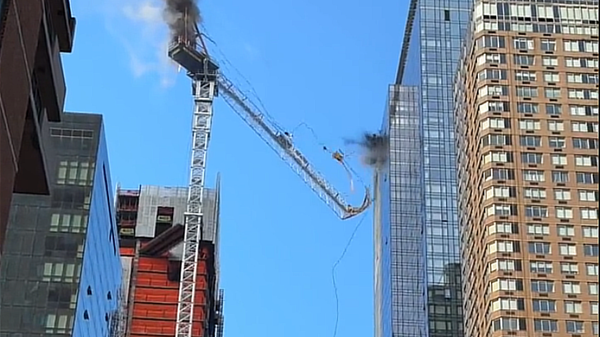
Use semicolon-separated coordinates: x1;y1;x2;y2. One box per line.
168;17;371;337
216;74;371;219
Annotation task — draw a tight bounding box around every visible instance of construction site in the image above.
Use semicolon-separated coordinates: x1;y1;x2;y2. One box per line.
109;0;393;336
116;181;224;337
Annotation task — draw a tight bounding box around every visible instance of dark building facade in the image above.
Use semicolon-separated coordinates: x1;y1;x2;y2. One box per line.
0;113;123;337
0;0;76;254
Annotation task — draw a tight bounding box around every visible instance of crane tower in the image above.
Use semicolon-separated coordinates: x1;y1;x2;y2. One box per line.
167;12;371;337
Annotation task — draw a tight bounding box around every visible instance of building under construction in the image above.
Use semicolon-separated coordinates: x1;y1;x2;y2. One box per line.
116;180;224;337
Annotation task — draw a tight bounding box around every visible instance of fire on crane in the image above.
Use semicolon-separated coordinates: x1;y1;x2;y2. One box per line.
165;10;372;337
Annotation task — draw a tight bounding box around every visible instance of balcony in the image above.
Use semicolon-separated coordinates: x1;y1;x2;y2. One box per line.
45;0;76;53
35;15;66;122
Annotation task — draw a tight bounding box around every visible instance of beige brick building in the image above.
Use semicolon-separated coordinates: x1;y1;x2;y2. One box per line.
454;1;599;336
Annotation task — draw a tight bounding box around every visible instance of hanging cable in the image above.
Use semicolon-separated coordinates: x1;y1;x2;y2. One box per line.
331;212;368;337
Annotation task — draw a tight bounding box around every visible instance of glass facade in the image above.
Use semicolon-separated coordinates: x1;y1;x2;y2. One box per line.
374;0;473;335
375;85;426;337
0;113;122;337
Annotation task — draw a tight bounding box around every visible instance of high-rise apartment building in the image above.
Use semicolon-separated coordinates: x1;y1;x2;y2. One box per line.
0;0;75;253
374;0;472;336
455;0;599;335
116;183;224;337
0;113;122;336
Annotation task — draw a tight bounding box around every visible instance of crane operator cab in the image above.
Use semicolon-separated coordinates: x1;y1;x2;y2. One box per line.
276;132;293;150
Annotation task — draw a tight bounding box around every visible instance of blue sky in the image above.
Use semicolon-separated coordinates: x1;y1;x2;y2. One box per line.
63;1;407;336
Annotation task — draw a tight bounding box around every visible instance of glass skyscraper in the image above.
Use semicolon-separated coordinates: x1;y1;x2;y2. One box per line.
0;113;122;336
374;0;472;335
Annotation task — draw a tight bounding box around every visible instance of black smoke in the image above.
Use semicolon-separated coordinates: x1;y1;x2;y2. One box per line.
163;0;201;43
344;132;389;169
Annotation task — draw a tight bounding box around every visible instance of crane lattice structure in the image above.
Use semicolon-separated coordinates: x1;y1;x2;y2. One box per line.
167;18;371;337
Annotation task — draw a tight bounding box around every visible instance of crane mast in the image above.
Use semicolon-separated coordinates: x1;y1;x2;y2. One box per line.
168;20;371;337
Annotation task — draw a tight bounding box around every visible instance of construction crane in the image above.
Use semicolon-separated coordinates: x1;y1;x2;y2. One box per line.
167;16;371;337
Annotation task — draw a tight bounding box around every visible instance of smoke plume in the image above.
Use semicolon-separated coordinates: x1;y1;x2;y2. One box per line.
344;132;390;170
162;0;202;42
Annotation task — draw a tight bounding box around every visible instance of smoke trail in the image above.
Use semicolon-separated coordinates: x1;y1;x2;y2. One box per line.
162;0;202;43
344;132;389;170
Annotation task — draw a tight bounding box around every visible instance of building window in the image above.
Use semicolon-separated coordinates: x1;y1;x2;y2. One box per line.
567;73;599;84
546;104;562;115
481;117;509;129
555;207;573;219
548;137;566;148
485;187;515;199
559;244;577;256
544;88;561;98
542;56;558;66
586;264;598;276
592;302;599;315
517;102;539;113
483;151;513;164
575;155;599;167
573;138;599;149
561;262;579;275
568;89;599;100
554;189;571;201
489;240;520;253
529;242;551;254
56;161;94;186
514;54;534;65
565;301;583;314
45;314;74;334
547;120;564;131
41;262;81;282
530;261;553;274
478;53;507;65
524;188;546;199
478;69;508;81
570;105;599;116
520;135;541;147
584;245;599;257
552;171;569;183
527;223;549;235
515;71;537;81
581;208;599;220
525;205;548;218
572;121;599;133
490;259;522;272
543;72;560;82
576;172;599;184
563;282;582;294
491;298;525;311
534;319;558;332
519;119;540;130
583;226;599;238
491;317;526;331
523;170;545;182
49;213;87;233
514;37;535;50
531;280;554;293
550;155;568;166
563;40;598;53
589;283;599;295
516;86;538;97
477;35;506;48
579;190;599;202
540;39;556;51
566;321;585;334
491;279;523;292
532;299;556;312
557;225;575;237
521;152;543;164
